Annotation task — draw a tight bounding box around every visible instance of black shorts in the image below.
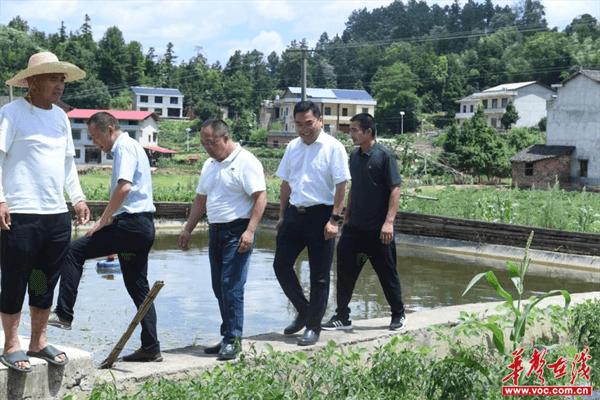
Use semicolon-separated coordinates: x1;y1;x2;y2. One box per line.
0;212;71;314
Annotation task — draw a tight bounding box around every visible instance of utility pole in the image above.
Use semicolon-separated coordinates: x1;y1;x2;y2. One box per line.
301;44;308;101
9;85;13;102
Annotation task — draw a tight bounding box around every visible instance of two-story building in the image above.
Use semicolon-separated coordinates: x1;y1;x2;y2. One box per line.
455;81;554;129
263;87;376;147
131;86;184;118
67;109;162;165
511;70;600;188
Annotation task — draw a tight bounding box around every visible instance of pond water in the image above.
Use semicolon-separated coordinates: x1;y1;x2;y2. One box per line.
17;228;598;362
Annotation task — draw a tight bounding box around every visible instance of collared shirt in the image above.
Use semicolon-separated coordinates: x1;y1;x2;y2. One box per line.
276;131;350;207
110;132;156;216
348;142;401;231
0;97;84;214
196;144;266;223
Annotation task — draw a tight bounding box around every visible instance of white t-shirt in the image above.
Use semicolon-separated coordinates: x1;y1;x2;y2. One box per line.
196;144;266;223
0;98;84;214
276;131;350;207
110;132;156;216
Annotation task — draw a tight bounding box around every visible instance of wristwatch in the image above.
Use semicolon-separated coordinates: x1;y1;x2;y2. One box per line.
330;214;344;223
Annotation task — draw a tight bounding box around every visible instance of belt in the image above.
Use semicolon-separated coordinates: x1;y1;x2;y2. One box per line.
210;218;250;229
290;204;331;214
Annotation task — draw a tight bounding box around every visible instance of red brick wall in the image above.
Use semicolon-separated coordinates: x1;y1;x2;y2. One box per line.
512;155;572;188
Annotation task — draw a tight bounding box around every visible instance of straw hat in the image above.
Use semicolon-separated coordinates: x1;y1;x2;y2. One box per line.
6;51;86;88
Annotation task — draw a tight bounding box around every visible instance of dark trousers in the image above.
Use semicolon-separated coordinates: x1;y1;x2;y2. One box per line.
273;205;334;332
335;225;405;320
208;219;252;344
0;213;71;314
56;212;159;353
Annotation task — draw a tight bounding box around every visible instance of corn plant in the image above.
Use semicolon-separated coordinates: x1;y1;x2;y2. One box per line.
462;231;571;355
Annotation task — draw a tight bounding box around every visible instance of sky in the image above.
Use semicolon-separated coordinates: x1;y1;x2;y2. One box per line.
0;0;599;65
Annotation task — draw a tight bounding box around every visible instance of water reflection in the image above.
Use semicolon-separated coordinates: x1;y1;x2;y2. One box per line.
17;228;598;362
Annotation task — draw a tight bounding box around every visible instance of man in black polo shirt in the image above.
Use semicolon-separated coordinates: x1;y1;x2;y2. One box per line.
322;113;406;331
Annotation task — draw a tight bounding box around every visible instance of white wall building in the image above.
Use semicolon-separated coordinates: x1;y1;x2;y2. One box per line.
545;70;600;186
68;109;160;165
131;86;184;118
456;81;555;129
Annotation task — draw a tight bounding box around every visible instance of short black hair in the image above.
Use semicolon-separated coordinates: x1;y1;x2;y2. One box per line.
200;118;229;137
293;100;321;118
350;113;376;137
87;111;120;132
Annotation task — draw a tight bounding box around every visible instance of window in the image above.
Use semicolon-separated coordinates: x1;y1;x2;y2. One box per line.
72;129;81;140
324;107;332;116
273;140;279;148
140;107;148;111
73;119;84;124
469;104;474;113
501;98;508;108
128;131;136;139
170;97;178;104
492;99;498;108
463;105;467;113
140;95;148;102
580;160;588;178
106;153;113;160
154;109;163;116
153;132;157;142
75;149;81;158
155;96;163;103
482;99;488;109
274;107;280;119
342;108;348;116
525;162;534;176
362;107;368;114
127;120;138;126
491;118;497;127
324;124;331;133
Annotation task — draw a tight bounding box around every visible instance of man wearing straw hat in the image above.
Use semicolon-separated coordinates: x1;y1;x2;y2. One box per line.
0;51;90;373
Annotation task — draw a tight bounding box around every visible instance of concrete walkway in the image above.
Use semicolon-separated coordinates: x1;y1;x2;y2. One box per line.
2;291;598;399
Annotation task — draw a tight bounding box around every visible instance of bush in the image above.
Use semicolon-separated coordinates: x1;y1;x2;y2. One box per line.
569;299;600;386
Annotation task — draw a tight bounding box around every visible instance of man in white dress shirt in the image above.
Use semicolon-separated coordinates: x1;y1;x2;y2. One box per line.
273;100;351;346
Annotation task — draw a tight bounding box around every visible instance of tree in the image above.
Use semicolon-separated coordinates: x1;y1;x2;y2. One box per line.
501;101;519;129
97;26;128;88
443;107;509;180
8;16;29;32
565;14;600;43
63;76;111;109
506;127;544;154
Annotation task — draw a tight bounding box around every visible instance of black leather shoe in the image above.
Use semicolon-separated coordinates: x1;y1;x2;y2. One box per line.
297;329;319;346
217;343;240;361
203;342;222;355
122;348;163;362
283;314;307;335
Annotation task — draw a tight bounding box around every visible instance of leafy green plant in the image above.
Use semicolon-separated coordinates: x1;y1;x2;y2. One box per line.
569;298;600;387
462;232;571;355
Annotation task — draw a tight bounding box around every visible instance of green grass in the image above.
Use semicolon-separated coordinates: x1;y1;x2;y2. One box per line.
401;184;600;233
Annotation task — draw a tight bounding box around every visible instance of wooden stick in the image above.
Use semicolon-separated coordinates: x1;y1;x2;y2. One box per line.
99;280;165;369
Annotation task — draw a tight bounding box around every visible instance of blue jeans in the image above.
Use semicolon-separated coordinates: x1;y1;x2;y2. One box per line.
208;219;252;344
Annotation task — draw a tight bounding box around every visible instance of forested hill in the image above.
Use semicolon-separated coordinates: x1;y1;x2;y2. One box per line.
1;0;599;135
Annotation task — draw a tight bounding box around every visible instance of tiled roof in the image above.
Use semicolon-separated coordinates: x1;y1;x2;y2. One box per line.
131;86;183;96
67;109;158;121
510;144;575;162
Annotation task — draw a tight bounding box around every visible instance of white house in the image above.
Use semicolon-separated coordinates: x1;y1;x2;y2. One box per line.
456;81;555;129
67;109;162;165
545;70;600;186
262;87;376;147
131;86;184;118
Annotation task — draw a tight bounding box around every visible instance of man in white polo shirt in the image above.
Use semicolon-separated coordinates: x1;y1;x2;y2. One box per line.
49;112;161;362
273;100;351;346
0;51;89;373
178;119;266;360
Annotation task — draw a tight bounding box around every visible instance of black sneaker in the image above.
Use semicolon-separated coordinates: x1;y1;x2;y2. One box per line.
322;315;352;331
389;314;406;331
